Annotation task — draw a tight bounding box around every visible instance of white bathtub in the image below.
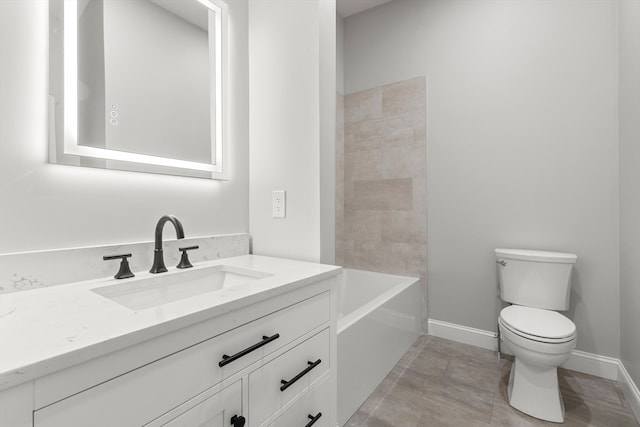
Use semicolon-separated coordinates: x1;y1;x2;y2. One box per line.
337;269;422;426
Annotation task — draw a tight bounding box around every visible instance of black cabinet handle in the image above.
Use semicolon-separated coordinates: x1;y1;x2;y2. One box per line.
280;359;322;392
230;415;245;427
219;333;280;367
305;412;322;427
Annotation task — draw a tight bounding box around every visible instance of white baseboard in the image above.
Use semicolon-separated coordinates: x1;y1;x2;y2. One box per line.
428;319;498;352
427;318;640;418
562;350;619;380
619;361;640;422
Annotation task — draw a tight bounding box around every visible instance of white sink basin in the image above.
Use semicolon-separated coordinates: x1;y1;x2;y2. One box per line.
91;265;272;310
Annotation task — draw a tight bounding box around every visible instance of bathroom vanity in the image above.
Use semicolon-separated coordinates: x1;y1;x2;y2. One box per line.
0;255;340;427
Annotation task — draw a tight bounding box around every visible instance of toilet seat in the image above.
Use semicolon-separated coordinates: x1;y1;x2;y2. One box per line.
499;305;576;344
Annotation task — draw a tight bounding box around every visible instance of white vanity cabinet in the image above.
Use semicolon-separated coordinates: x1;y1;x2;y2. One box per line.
0;271;338;427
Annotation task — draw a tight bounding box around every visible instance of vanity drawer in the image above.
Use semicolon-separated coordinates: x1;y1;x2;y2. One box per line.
34;292;329;427
268;377;330;427
213;291;329;378
248;328;330;427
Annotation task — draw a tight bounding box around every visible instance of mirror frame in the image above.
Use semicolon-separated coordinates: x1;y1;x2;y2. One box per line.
48;0;229;180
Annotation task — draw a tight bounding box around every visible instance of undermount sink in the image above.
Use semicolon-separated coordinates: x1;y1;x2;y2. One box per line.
91;265;272;310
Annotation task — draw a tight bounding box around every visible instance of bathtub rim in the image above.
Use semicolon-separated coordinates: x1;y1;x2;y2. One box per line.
337;269;420;335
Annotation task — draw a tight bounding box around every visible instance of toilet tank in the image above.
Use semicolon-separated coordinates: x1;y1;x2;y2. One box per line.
495;248;577;311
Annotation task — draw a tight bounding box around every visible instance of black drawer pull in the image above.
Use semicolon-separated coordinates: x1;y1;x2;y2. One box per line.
219;333;280;367
280;359;322;392
305;412;322;427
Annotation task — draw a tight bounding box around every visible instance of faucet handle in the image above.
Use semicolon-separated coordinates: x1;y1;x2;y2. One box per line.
103;254;135;279
177;245;199;269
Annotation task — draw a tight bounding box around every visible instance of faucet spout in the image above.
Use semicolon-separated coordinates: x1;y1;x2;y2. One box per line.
150;215;185;274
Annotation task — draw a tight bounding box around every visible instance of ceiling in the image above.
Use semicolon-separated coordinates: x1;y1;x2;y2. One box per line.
336;0;393;18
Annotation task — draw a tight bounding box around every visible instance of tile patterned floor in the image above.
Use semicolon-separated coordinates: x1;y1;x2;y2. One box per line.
345;335;639;427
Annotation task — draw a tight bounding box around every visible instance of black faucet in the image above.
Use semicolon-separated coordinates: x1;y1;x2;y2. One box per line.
149;215;185;274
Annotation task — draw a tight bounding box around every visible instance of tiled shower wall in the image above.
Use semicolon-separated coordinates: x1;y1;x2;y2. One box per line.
336;77;427;328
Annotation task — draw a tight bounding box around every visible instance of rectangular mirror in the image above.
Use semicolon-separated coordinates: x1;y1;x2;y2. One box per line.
49;0;228;179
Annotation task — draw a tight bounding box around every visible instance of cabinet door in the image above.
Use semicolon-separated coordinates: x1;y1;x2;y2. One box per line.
156;381;243;427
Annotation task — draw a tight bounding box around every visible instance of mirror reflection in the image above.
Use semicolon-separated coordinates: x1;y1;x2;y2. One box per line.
49;0;227;179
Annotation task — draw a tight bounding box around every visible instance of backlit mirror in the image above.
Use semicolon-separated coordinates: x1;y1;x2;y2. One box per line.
49;0;228;179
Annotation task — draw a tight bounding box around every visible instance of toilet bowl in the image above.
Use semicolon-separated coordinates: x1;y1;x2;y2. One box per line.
495;248;578;423
499;305;577;423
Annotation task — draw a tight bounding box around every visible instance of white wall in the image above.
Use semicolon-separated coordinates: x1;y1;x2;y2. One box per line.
249;0;335;263
619;0;640;388
344;0;620;356
0;0;249;254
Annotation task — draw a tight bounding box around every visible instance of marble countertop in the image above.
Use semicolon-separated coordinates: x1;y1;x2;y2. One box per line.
0;255;341;392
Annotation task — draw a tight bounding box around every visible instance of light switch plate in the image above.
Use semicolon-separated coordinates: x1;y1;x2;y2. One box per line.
272;190;286;218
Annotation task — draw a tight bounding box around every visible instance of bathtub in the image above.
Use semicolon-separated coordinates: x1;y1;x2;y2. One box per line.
337;269;422;426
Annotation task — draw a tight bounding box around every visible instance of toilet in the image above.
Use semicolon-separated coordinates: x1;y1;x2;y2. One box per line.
496;248;578;423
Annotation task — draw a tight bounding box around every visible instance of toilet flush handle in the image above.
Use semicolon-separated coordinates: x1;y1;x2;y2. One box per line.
496;260;507;267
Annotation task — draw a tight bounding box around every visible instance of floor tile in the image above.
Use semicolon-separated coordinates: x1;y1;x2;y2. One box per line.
559;368;623;406
344;335;640;427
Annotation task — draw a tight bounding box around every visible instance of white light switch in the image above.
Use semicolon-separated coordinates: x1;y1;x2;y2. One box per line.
272;190;286;218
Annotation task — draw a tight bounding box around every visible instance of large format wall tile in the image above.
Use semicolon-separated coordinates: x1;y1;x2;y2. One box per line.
351;178;414;211
337;77;428;329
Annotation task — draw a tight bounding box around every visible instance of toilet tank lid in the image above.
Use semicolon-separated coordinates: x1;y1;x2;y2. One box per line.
495;248;577;264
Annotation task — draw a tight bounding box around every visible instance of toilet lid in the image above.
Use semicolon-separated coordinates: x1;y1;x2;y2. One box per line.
500;305;576;340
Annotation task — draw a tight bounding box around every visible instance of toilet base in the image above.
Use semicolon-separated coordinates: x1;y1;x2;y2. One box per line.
507;358;566;423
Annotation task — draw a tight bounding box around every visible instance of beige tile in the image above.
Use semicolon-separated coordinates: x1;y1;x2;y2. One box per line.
380;110;426;146
340;240;355;268
382;143;427;180
351;241;426;277
349;241;385;272
345;119;385;152
417;401;492;426
344;210;383;243
559;368;623;406
381;211;427;244
380;115;415;145
345;87;383;124
423;335;474;359
562;391;640;427
444;356;502;394
335;182;344;239
382;77;427;117
417;372;496;424
348;336;639;427
352;178;413;211
345;148;382;182
349;336;640;427
336;126;344;157
396;335;433;368
336;152;344;186
364;382;425;427
343;180;355;212
407;346;450;377
412;177;427;214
